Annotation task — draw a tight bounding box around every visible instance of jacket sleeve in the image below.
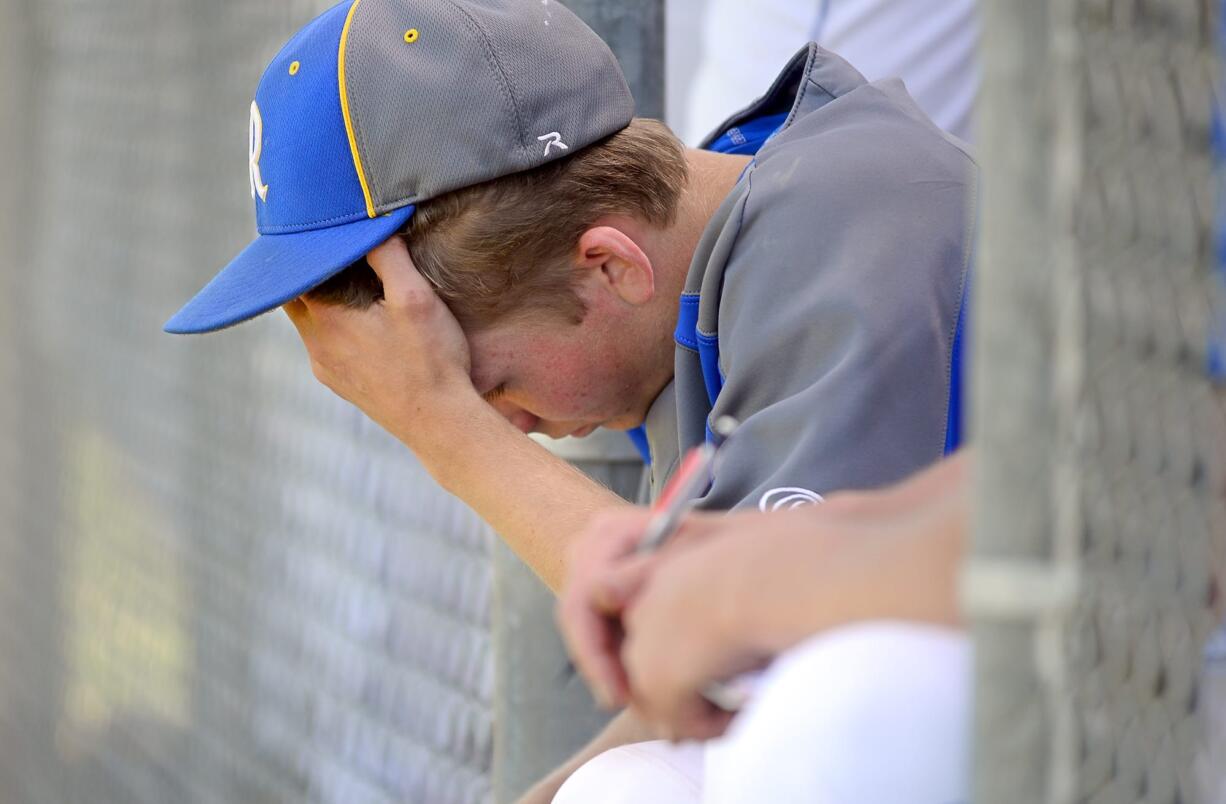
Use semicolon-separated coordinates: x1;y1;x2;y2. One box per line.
698;98;975;512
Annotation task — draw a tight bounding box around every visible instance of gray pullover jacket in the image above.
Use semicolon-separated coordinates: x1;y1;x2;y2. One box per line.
642;44;976;509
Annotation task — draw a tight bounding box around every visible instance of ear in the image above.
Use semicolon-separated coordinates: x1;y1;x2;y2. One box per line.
575;225;656;306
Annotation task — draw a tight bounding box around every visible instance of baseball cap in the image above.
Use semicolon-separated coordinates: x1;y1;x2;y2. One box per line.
165;0;635;334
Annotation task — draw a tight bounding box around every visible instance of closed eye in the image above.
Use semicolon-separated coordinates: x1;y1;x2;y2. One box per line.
481;384;507;402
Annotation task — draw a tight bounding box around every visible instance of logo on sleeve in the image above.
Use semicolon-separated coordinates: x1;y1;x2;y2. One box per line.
758;486;824;511
249;101;270;202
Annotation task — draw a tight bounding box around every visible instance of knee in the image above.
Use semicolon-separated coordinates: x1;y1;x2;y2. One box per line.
707;623;971;803
770;622;971;741
553;740;703;804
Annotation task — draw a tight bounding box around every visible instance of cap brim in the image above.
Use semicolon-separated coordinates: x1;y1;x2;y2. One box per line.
164;204;417;334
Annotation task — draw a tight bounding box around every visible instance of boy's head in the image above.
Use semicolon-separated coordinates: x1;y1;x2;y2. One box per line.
164;0;641;335
307;117;687;331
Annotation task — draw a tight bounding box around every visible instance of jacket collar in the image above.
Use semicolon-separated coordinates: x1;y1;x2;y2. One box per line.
697;44;868;149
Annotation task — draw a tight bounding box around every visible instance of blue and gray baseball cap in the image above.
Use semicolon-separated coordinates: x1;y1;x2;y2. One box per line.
165;0;635;334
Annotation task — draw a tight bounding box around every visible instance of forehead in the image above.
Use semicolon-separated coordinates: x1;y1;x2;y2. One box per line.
467;314;594;376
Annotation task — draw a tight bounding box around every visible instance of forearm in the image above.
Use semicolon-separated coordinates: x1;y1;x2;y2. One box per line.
741;527;962;657
392;395;625;592
736;468;969;654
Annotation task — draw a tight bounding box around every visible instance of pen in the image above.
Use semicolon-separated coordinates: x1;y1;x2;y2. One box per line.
632;416;750;712
635;440;718;554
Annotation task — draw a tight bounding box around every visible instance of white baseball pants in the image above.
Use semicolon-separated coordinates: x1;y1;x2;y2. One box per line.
553;623;971;804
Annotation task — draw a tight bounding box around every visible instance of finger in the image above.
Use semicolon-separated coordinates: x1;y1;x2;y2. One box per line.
587;620;630;708
558;591;630;708
296;295;356;346
364;234;434;306
626;662;735;743
282;299;314;339
557;507;662;705
565;508;654;576
628;692;730;743
297;292;340;322
628;701;675;741
283;297;308;319
590;554;658;614
670;700;735;742
568;555;658;705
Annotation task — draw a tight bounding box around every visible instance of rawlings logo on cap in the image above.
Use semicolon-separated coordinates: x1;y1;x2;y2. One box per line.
537;131;569;156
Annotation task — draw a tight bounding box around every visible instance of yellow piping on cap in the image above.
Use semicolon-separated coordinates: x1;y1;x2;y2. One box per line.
338;0;377;218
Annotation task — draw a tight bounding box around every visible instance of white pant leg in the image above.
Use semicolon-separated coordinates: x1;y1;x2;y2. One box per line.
552;740;704;804
704;622;970;804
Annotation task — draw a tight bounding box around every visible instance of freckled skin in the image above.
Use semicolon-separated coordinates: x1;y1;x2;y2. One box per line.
467;303;669;439
450;153;750;441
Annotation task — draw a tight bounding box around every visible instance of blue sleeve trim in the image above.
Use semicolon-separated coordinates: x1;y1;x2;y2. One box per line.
695;331;724;406
674;293;701;351
626;425;651;464
675;292;725;406
944;279;968;455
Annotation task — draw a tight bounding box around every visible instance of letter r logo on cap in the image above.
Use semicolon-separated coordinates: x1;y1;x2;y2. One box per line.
249;101;270;202
537;131;569;156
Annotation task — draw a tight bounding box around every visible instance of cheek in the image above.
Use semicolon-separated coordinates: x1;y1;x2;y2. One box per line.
523;347;607;413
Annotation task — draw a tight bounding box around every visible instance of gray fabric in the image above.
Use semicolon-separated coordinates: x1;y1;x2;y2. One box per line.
642;380;681;494
346;0;635;213
485;4;662;796
645;44;976;507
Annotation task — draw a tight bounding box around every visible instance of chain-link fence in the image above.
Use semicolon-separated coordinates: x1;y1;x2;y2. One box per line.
0;3;498;802
0;1;665;801
967;0;1226;801
4;0;1226;803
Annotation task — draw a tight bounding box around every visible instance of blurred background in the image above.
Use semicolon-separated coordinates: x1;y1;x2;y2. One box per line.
0;0;1223;803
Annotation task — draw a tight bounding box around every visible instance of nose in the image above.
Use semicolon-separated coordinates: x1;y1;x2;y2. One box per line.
507;410;541;434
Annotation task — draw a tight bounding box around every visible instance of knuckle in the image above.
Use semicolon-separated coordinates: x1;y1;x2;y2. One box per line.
388;286;432;313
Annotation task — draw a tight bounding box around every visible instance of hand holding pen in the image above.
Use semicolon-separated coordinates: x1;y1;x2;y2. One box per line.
557;417;749;715
630;417;748;712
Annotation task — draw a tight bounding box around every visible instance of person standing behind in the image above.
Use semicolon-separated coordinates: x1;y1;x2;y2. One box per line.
677;0;979;144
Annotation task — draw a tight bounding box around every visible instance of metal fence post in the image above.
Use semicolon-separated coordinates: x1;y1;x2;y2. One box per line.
490;3;665;800
967;1;1225;801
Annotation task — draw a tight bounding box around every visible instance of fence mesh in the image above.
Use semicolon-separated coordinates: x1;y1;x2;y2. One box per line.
969;0;1226;802
5;0;1226;802
0;2;496;802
